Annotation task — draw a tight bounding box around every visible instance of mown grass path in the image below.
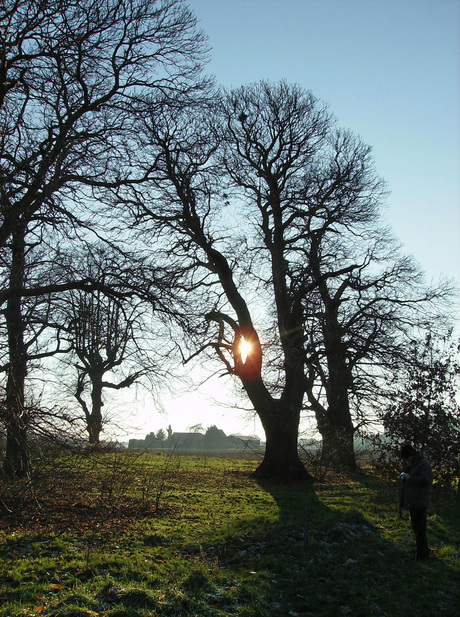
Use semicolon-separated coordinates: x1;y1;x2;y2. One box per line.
0;453;459;616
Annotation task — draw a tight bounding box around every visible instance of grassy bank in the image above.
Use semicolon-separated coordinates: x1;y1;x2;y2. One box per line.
0;453;459;616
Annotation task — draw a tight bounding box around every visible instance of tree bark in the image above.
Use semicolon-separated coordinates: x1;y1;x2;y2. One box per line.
321;338;358;472
4;415;30;478
310;373;357;472
76;370;104;446
88;374;103;445
242;378;313;483
307;241;358;473
3;224;30;478
317;415;357;472
253;410;312;482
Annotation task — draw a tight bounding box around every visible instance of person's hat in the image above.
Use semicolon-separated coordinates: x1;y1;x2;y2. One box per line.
400;443;417;458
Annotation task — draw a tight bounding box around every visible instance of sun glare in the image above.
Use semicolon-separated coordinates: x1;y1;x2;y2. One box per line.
240;336;252;364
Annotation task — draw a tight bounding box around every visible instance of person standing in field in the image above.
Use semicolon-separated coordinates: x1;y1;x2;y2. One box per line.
399;443;433;560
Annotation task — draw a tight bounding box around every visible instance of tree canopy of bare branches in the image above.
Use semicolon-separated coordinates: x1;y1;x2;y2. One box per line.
120;80;453;480
0;0;209;477
0;0;209;248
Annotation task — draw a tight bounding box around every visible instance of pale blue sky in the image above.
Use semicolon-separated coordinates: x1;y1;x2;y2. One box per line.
127;0;460;440
191;0;460;286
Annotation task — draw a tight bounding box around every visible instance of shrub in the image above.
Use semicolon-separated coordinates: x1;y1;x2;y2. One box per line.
373;331;460;496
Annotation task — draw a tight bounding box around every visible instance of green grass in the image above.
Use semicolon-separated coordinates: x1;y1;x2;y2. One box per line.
0;453;459;616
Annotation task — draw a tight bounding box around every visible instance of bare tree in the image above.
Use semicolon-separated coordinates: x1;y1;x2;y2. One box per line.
0;0;209;476
0;216;183;471
71;290;143;445
121;80;454;480
0;0;209;249
120;83;331;480
302;222;451;469
64;249;166;445
0;217;75;476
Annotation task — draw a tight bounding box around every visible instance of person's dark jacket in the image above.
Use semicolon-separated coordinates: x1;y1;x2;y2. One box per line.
400;453;433;509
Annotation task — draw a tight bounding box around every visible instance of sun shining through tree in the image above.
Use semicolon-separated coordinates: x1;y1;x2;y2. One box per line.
239;336;252;364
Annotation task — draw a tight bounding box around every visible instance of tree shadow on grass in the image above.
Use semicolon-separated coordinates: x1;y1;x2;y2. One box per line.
133;469;459;617
242;476;460;617
2;462;458;617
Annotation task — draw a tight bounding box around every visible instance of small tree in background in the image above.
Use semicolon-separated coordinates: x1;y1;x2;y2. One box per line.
375;330;460;495
156;429;166;442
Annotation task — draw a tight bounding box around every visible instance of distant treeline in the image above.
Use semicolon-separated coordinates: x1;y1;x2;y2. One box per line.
128;426;261;452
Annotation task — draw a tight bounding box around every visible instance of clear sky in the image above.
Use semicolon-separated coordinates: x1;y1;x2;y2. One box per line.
124;0;460;442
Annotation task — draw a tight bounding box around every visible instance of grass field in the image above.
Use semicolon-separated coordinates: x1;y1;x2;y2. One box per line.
0;451;459;616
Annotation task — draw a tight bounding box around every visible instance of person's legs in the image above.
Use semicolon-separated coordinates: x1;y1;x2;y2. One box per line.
410;508;429;559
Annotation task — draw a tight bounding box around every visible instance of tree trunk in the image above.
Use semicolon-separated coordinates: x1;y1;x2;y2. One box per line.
3;223;30;478
322;362;357;472
314;385;357;472
234;330;312;483
319;418;357;472
244;382;312;482
317;293;358;472
4;416;30;478
88;373;103;445
252;415;312;482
